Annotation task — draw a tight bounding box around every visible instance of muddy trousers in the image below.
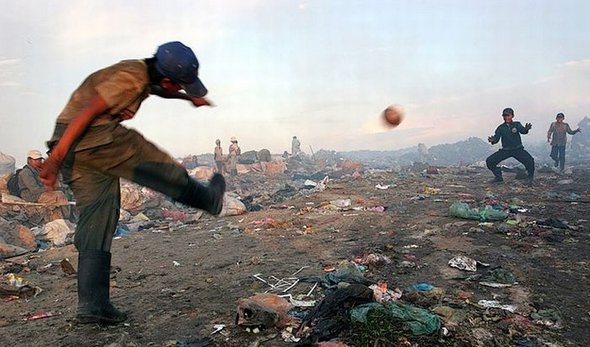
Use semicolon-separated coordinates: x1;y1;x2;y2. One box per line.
52;123;225;323
550;145;566;170
56;124;224;252
486;148;535;180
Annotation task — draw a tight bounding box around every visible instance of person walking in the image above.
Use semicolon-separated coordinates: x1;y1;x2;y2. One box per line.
547;112;580;171
40;41;226;325
486;107;535;185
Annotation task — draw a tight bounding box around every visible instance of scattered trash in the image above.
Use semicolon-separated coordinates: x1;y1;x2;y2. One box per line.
304;180;318;188
477;300;517;313
210;324;225;335
353;253;392;267
329;199;352;209
23;311;56;321
448;255;478;272
466;268;516;287
281;328;301;342
60;258;76;275
351;301;441;335
537;217;570;229
297;284;374;342
424;187;441;195
300;262;374;288
449;202;508;222
38;219;75;247
410;283;434;292
369;281;402;303
530;309;563;329
252;267;307;293
236;293;298;329
114;225;130;238
280;294;316;307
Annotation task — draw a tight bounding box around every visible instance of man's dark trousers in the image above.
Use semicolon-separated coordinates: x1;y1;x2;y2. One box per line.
486;148;535;179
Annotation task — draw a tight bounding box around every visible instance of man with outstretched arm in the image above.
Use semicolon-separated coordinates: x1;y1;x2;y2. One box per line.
40;41;226;324
547;112;580;171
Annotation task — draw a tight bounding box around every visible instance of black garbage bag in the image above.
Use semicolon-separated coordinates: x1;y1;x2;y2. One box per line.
296;283;375;345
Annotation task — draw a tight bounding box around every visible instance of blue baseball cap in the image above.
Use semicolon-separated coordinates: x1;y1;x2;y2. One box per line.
155;41;208;98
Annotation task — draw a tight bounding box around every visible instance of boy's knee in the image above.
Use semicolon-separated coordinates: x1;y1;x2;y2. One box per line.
485;157;495;169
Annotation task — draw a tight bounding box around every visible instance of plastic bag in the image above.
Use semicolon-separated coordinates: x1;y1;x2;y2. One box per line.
449;202;507;221
351;301;441;335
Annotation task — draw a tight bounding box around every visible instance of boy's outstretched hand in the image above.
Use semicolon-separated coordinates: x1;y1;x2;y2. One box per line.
191;97;213;107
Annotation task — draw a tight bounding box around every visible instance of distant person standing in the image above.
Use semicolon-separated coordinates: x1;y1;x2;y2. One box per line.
486;107;535;185
214;139;224;174
291;136;301;156
547;113;580;171
228;137;241;176
417;143;429;163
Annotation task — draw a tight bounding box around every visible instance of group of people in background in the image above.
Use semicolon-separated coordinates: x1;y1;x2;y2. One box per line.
212;137;241;176
485;107;581;186
212;135;302;176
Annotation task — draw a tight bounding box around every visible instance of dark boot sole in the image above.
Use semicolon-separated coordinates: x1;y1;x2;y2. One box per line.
77;314;127;325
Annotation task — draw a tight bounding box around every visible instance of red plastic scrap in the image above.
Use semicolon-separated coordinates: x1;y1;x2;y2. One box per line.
23;312;56;321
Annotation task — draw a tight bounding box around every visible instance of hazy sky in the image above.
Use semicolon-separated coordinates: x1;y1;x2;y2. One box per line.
1;0;589;166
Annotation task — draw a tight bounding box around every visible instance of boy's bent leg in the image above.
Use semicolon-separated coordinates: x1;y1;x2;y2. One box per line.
514;149;535;184
486;150;509;181
175;173;225;215
92;126;225;215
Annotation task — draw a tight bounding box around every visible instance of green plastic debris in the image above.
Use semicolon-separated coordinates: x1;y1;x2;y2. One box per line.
351;301;441;336
505;219;519;225
448;202;508;222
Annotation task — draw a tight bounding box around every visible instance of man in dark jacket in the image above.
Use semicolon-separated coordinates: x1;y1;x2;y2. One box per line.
486;107;535;185
18;150;46;202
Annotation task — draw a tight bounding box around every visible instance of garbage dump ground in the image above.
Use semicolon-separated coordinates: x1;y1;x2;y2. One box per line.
1;157;589;347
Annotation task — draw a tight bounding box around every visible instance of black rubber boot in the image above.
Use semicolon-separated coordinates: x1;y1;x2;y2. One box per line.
490;175;504;184
176;173;226;215
526;174;534;187
77;250;127;324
